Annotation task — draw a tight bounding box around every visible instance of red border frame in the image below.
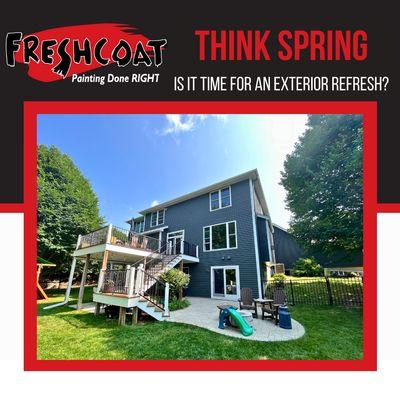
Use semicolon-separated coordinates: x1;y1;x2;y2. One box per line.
19;101;377;370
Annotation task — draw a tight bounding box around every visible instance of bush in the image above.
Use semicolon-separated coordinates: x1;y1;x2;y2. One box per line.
272;273;286;287
169;298;190;311
159;269;190;298
292;257;323;277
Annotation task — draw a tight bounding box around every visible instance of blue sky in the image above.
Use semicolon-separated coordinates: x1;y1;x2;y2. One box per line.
38;113;308;229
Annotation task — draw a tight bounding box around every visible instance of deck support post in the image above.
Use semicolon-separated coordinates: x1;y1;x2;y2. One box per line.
118;307;126;325
179;259;184;301
94;302;101;315
131;307;138;325
77;254;90;310
97;250;109;292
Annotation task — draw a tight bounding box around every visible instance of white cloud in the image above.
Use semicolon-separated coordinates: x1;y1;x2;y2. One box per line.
150;200;159;207
163;114;229;135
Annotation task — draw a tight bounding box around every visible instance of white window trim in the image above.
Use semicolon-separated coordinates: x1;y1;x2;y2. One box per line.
150;209;166;227
203;220;238;252
167;230;185;242
167;230;185;254
209;186;232;212
210;265;240;300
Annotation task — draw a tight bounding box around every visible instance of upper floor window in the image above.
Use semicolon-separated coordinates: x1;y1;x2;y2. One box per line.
203;221;237;251
150;209;165;227
133;220;144;233
210;186;231;211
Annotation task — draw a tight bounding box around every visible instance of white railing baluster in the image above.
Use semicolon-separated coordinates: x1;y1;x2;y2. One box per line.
164;282;170;317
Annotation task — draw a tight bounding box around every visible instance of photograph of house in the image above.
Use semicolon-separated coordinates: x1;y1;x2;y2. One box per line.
36;113;363;360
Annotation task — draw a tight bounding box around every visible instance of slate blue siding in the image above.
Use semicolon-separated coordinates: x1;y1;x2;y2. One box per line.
257;216;270;265
136;179;260;297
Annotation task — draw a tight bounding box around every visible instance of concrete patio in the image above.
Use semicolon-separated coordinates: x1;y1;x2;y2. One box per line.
70;297;305;342
168;297;305;342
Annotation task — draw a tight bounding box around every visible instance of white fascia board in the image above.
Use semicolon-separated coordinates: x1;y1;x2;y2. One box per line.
139;169;258;214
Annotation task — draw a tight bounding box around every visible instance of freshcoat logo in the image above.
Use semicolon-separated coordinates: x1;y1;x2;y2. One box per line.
5;23;167;82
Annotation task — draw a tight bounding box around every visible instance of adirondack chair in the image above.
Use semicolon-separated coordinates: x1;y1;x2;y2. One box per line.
261;287;288;324
238;287;258;318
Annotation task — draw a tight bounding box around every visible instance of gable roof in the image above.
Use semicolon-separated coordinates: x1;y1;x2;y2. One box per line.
137;169;271;219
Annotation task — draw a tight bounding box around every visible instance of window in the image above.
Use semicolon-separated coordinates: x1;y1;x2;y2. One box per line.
134;220;144;233
203;221;237;251
150;209;165;227
210;187;231;211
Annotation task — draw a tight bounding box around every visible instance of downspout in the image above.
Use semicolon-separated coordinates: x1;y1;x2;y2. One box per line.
44;235;81;310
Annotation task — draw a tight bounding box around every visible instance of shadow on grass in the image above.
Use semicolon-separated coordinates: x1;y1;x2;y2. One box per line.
37;290;363;360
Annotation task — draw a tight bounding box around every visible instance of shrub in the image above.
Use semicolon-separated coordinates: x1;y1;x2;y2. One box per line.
292;257;323;277
169;298;190;311
159;269;190;298
272;273;286;287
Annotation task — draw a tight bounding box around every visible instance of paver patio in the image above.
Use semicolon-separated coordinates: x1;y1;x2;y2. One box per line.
168;297;305;342
70;297;305;342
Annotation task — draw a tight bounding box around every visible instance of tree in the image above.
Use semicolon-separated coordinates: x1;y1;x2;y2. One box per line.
37;145;104;277
281;115;362;263
159;269;190;300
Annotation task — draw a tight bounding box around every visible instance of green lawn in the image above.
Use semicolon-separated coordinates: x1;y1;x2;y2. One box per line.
37;287;363;360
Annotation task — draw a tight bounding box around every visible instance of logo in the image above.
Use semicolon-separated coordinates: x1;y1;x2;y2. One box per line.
5;23;167;82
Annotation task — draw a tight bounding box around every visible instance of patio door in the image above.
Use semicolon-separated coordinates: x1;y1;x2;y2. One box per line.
211;266;240;300
167;230;184;254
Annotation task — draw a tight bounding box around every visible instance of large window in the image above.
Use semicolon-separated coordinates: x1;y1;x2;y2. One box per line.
203;221;237;251
133;220;144;233
210;186;231;211
150;209;165;227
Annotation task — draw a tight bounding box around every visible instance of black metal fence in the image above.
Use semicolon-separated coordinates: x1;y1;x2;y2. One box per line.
266;276;363;307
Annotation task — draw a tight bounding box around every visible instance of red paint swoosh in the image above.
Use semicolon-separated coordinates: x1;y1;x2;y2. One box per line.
14;23;153;82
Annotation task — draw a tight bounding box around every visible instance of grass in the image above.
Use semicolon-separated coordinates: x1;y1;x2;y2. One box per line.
37;287;363;360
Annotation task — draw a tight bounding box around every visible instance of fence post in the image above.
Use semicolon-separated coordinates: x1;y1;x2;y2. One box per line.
325;276;334;305
164;282;170;317
290;280;295;306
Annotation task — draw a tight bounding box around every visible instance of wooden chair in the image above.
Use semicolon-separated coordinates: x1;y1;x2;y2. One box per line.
261;287;288;324
238;287;258;318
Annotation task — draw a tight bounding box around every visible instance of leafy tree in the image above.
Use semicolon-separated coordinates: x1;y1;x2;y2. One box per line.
292;258;323;277
281;115;362;263
159;269;190;300
37;145;104;277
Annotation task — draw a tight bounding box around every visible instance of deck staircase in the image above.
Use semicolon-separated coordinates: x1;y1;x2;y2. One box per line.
98;241;186;321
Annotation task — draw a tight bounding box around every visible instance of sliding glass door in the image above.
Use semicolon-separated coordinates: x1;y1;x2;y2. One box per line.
211;266;240;300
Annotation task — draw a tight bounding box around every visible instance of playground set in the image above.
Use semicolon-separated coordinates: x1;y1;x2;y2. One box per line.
37;256;56;300
218;306;254;336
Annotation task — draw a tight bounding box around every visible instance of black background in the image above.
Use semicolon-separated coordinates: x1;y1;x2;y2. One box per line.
1;1;398;203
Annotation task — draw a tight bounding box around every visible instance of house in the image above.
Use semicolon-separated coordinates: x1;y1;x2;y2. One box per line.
45;169;277;323
127;169;275;301
272;224;303;272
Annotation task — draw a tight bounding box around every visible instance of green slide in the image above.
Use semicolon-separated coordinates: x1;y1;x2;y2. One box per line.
228;308;254;336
